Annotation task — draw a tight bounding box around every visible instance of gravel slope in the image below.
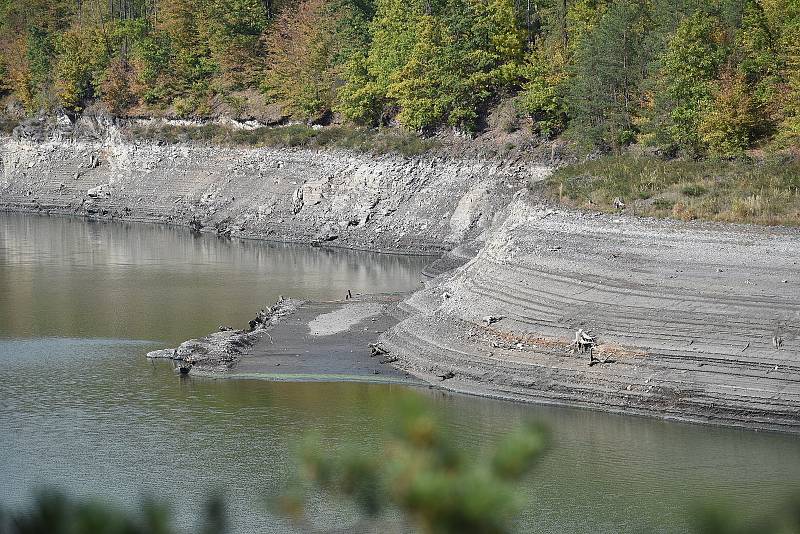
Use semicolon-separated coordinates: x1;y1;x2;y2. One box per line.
382;195;800;432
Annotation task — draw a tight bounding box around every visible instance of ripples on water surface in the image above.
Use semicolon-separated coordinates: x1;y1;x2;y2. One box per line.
1;213;799;533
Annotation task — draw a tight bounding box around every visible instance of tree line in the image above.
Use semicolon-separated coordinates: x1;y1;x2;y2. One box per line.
0;0;797;156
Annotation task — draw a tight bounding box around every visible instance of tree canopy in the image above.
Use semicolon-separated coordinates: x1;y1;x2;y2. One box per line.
0;0;797;154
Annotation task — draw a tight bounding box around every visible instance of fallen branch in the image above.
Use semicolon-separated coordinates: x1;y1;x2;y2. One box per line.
572;329;597;355
369;343;389;357
483;315;505;326
588;354;616;367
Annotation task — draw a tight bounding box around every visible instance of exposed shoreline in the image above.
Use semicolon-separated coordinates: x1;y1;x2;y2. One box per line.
382;198;800;434
4;133;799;433
0;132;544;256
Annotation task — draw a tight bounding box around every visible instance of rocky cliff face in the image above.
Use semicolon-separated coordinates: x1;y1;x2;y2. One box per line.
0;131;550;255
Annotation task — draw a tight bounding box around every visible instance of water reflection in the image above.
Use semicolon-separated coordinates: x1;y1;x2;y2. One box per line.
0;214;428;343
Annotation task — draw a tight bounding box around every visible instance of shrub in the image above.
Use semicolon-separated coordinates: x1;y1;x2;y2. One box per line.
681;183;708;197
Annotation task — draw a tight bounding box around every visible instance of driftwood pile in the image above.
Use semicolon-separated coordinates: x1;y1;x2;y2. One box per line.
573;329;615;366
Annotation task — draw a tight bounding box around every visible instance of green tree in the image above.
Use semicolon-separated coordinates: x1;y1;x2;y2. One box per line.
386;13;449;130
23;29;59;109
54;27;110;111
659;11;727;154
516;0;606;138
157;0;218;113
338;0;423;125
440;0;526;129
340;0;525;130
732;0;781;140
569;0;649;150
780;21;800;145
124;20;170;105
516;48;569;136
762;0;800;146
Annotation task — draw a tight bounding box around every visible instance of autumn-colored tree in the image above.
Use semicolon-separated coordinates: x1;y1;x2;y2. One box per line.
99;57;138;114
204;0;269;91
1;36;37;111
262;0;344;120
158;0;216;104
698;67;760;157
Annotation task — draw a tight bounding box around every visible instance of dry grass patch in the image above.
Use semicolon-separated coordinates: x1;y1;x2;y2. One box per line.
544;154;800;225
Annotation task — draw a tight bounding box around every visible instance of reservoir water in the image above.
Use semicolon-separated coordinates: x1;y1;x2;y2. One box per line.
1;213;799;533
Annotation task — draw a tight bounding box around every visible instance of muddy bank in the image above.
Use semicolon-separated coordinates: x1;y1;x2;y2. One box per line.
381;195;800;433
149;295;420;384
147;297;302;374
0;133;547;255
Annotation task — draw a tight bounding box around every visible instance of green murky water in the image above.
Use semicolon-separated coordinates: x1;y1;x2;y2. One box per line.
1;213;799;533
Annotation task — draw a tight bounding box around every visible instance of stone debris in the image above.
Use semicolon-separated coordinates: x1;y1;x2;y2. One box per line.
573;329;597;354
87;184;110;198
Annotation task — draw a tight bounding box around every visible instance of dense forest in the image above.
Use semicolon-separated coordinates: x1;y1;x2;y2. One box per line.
0;0;798;156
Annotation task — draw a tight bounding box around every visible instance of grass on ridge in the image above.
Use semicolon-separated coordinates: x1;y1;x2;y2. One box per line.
544;154;800;226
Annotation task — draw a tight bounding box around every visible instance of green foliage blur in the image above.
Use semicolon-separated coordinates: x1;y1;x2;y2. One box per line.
0;0;797;154
695;495;800;534
275;397;549;533
0;491;226;534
